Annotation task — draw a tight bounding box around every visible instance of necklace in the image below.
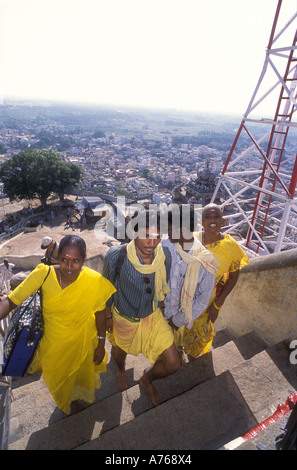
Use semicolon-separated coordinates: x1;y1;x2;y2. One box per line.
58;270;69;289
57;267;82;288
58;270;63;288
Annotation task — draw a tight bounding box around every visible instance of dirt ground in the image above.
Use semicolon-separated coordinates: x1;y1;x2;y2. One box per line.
0;196;119;261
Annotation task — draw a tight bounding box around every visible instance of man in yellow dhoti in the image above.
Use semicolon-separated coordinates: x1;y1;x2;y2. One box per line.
0;235;115;414
103;209;180;406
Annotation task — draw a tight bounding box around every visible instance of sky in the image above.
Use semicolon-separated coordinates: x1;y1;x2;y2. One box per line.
0;0;297;115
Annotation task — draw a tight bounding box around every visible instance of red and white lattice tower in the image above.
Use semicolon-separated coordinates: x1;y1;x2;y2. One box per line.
211;0;297;254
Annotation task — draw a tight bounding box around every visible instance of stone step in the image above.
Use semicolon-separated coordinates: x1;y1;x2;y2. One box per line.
76;370;259;451
229;339;297;424
15;369;259;451
8;330;270;450
7;329;236;444
77;340;297;451
7;342;151;445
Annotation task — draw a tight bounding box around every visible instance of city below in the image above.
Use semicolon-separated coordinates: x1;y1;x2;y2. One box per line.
1;99;297;245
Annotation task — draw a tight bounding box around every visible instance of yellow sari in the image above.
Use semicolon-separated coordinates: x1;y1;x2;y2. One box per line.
182;233;249;358
9;264;116;414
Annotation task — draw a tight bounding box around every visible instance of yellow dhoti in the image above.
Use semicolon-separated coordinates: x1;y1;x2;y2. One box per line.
109;306;174;365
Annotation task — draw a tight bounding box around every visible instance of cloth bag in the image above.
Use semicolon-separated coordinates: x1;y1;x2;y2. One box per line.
1;267;50;377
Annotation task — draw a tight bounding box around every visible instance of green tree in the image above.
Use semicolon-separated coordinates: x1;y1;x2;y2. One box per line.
0;149;84;207
0;143;7;154
93;128;105;139
54;160;84;201
34;130;55;149
139;167;155;181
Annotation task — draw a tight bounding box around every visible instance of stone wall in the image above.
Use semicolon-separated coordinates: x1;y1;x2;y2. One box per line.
84;253;105;273
216;248;297;345
0;255;42;271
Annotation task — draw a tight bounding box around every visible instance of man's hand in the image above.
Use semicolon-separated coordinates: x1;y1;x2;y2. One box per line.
106;317;113;333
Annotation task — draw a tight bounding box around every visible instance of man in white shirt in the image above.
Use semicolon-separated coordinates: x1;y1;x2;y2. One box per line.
161;206;218;353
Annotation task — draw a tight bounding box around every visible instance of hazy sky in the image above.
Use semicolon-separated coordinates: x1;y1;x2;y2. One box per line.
0;0;296;115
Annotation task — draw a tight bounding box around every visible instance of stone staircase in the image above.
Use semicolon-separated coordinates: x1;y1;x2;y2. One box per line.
3;329;297;450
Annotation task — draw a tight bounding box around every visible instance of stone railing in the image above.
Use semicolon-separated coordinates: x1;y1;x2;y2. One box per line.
217;248;297;346
0;212;46;243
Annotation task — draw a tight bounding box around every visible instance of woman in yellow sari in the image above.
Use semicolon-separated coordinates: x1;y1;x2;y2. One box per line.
0;235;115;414
183;204;249;358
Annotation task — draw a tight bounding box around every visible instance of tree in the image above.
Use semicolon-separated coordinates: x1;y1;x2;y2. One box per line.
54;160;84;202
139;168;155;182
0;149;84;207
93;128;105;139
0;143;7;154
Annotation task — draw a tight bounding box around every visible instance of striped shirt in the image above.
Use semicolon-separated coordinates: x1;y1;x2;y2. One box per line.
103;245;171;319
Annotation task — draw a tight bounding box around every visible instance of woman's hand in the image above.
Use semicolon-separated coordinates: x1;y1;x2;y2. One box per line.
207;303;220;323
207;270;240;324
94;308;108;364
0;297;15;321
93;341;105;365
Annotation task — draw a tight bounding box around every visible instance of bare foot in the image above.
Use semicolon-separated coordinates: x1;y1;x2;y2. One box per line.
178;347;188;365
70;400;85;414
186;353;196;362
139;374;163;406
143;365;153;374
116;367;129;391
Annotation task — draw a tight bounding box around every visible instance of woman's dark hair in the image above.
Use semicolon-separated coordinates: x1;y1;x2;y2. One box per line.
58;235;87;259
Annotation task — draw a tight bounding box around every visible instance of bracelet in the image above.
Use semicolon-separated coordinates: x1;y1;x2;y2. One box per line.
213;300;221;310
106;315;112;320
97;335;106;340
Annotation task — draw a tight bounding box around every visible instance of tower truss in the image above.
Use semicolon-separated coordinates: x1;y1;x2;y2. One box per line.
211;0;297;254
